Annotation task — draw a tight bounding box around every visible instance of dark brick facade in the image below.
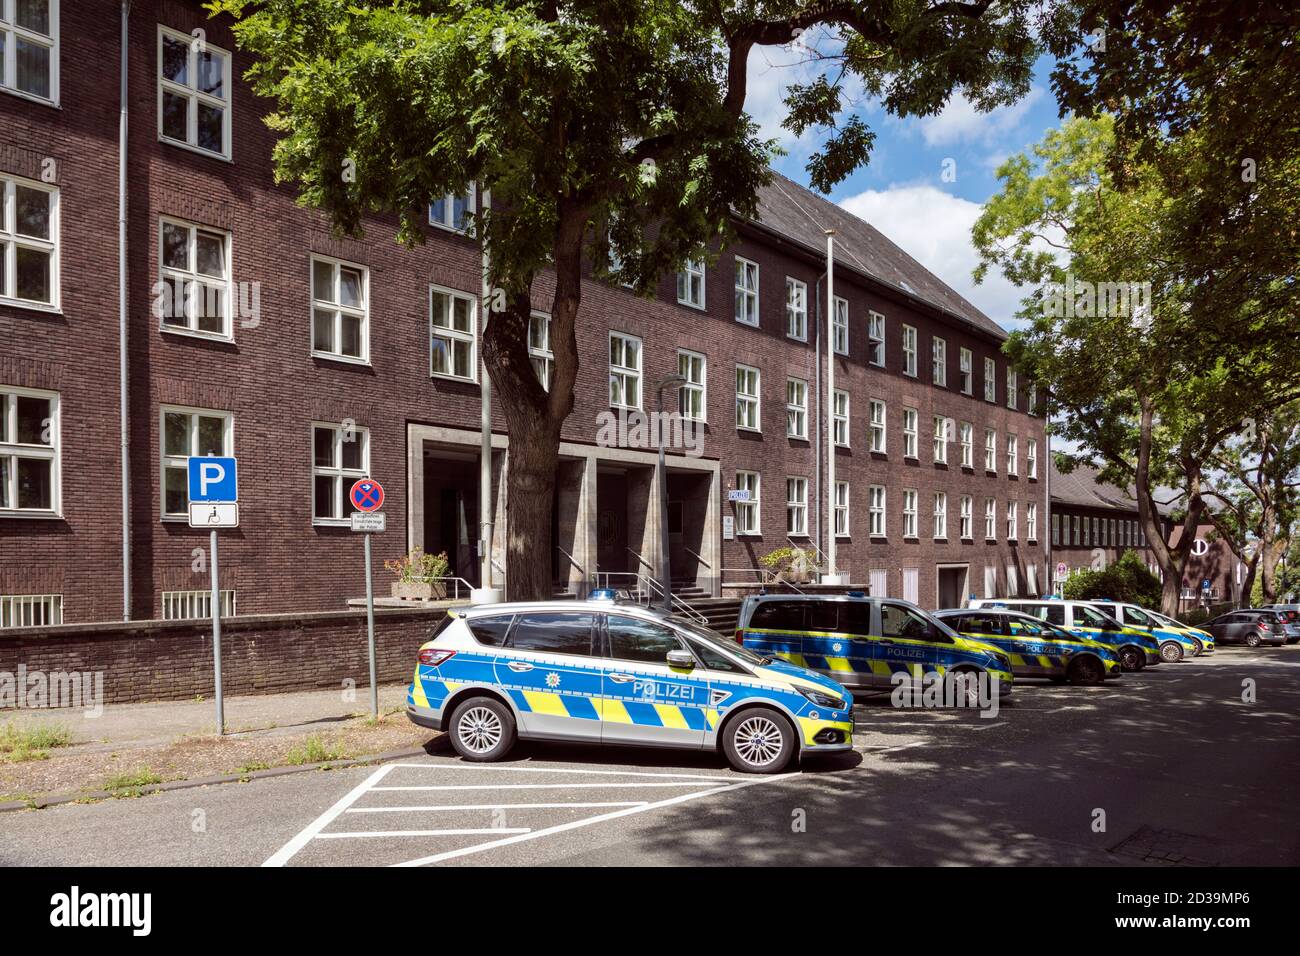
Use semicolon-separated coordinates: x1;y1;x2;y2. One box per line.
2;0;1048;625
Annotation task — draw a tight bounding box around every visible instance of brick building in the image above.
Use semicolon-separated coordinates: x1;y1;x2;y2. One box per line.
1;0;1048;626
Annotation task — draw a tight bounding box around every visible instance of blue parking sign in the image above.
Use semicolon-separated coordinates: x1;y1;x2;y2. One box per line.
188;456;238;503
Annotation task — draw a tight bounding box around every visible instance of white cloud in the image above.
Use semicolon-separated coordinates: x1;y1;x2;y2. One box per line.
837;184;1034;328
916;86;1045;148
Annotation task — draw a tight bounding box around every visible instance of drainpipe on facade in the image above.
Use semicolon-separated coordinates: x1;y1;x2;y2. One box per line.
812;274;823;563
824;230;837;582
119;0;132;620
477;188;497;602
1044;392;1052;598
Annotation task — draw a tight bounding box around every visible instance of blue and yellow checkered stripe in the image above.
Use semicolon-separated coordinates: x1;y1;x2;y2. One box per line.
745;628;1012;682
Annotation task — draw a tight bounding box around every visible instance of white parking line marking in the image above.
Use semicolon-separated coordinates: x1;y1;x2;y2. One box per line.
317;829;532;839
370;782;728;791
347;802;647;812
392;772;798;867
262;763;396;867
391;763;735;782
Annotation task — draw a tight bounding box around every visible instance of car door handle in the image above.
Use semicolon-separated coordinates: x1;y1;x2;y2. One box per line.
850;637;872;643
607;673;635;683
507;662;534;673
878;639;895;645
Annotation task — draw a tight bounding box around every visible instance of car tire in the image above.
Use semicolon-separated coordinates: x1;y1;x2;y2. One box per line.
1159;641;1184;663
447;696;517;762
1067;655;1106;686
722;707;796;774
1245;633;1262;648
1119;645;1145;671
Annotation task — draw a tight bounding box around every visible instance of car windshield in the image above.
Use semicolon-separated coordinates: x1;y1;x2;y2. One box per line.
673;618;770;666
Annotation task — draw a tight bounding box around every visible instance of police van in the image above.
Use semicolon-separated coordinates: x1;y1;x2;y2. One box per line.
735;593;1014;702
406;596;854;774
967;598;1160;671
933;607;1122;684
1096;600;1212;657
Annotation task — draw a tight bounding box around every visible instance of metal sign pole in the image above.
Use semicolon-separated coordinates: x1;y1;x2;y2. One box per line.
211;528;224;735
365;530;377;719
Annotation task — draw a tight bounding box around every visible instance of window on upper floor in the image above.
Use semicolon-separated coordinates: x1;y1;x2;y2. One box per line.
608;331;642;409
1007;368;1018;410
735;365;760;432
160;406;232;519
159;25;231;159
0;0;58;103
429;187;475;233
832;296;848;355
786;378;808;440
869;399;886;453
678;349;705;421
984;427;997;472
984;356;997;402
959;347;972;395
902;406;918;459
868;311;885;366
312;422;368;524
0;385;58;516
529;313;554;391
430;286;477;381
902;324;918;377
786;278;808;341
311;255;367;363
0;174;57;308
734;257;758;325
833;389;849;447
678;258;705;309
932;337;946;386
158;217;231;339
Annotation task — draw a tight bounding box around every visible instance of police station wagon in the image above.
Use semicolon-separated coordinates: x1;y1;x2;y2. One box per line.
968;598;1160;671
406;598;854;774
1096;600;1210;659
933;608;1122;684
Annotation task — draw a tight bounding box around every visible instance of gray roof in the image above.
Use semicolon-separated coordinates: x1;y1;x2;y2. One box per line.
1050;460;1175;517
750;171;1008;342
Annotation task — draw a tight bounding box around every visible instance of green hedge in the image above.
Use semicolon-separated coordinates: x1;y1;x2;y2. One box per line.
1061;550;1163;608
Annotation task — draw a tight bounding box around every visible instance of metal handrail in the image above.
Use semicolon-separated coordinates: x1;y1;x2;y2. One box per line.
556;546;584;574
432;576;476;601
682;546;712;570
627;547;655;572
640;573;709;625
719;566;807;594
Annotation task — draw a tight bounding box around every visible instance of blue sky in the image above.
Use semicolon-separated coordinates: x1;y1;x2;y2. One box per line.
746;47;1063;329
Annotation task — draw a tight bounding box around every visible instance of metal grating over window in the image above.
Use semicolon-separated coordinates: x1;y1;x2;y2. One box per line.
162;589;236;620
0;593;63;628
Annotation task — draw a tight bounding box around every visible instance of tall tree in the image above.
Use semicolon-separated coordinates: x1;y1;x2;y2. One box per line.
210;0;1041;599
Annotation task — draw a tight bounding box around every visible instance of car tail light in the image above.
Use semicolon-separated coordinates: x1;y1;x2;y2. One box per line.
734;629;745;646
418;648;456;667
1257;621;1269;631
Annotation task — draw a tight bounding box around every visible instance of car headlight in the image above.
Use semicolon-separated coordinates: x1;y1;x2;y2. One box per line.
797;686;847;710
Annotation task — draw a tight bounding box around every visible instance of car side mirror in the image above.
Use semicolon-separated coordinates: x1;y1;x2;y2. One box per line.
666;649;695;669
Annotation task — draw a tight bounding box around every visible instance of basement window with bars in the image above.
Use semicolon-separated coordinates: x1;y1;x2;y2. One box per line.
158;25;231;159
161;407;232;518
0;174;58;308
0;0;57;103
162;590;236;621
0;385;58;515
312;423;368;523
311;255;367;362
429;286;477;381
0;593;61;628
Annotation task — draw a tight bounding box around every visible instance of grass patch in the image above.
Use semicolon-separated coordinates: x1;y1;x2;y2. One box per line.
233;761;270;775
0;721;74;763
285;735;349;766
102;768;164;798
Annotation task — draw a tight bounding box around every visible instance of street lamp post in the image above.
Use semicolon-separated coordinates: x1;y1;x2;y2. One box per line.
656;374;687;613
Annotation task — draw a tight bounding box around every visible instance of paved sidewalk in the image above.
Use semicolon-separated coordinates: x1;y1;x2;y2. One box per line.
2;682;414;753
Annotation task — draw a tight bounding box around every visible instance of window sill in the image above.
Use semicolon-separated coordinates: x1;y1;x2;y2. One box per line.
678;300;707;312
0;296;62;315
161;325;234;345
312;351;372;368
737;426;762;435
313;518;351;528
427;220;475;238
734;317;759;328
431;373;480;385
159;135;233;164
0;510;63;520
787;334;808;344
1;86;59;109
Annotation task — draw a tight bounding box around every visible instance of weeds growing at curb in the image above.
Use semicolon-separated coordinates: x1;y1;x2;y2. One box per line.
0;721;74;763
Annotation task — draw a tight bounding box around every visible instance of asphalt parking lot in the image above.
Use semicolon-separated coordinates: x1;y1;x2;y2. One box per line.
3;645;1298;867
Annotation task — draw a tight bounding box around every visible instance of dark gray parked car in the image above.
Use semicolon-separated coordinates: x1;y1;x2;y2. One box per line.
1204;610;1288;647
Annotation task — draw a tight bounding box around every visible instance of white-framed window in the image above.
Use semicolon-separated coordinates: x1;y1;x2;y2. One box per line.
834;480;850;537
984;497;996;540
1072;515;1080;545
1027;502;1038;541
902;489;918;539
1007;435;1018;476
678;258;705;309
0;0;57;103
869;399;886;453
608;331;642;408
162;589;235;621
0;593;62;627
1027;438;1038;479
734;257;758;325
1108;518;1117;545
785;278;808;341
0;385;59;516
1007;500;1018;540
902;324;918;377
933;492;947;539
429;187;475;233
530;313;554;390
735;365;760;431
868;311;885;366
158;217;231;339
0;174;57;308
960;495;973;540
735;471;759;534
310;255;367;362
959;347;973;395
1028;384;1039;416
430;286;477;381
312;421;369;524
678;349;705;421
1084;517;1092;547
984;427;997;472
902;407;918;459
868;485;886;537
832;296;849;354
786;378;808;439
1007;368;1018;409
1052;513;1060;545
833;389;849;447
984;357;997;402
160;406;232;519
158;25;231;159
959;421;973;468
786;477;808;536
932;336;947;386
933;416;949;464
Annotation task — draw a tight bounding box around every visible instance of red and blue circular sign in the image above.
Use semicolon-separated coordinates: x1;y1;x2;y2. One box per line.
349;478;385;513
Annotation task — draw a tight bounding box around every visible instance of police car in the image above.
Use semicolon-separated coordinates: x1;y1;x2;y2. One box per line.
933;608;1122;684
735;593;1014;702
1096;600;1209;659
967;598;1160;670
406;595;853;774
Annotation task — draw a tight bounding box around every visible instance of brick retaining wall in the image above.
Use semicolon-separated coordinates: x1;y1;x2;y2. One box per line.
0;608;449;708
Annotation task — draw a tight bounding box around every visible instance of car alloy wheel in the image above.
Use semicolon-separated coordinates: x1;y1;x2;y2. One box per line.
457;705;504;754
1160;642;1184;663
1245;633;1261;648
733;715;785;767
1119;646;1144;671
1068;655;1105;686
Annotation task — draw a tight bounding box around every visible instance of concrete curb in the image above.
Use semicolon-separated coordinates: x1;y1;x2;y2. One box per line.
0;744;433;813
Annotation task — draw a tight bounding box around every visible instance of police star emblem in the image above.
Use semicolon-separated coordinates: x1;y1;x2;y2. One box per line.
545;672;561;689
